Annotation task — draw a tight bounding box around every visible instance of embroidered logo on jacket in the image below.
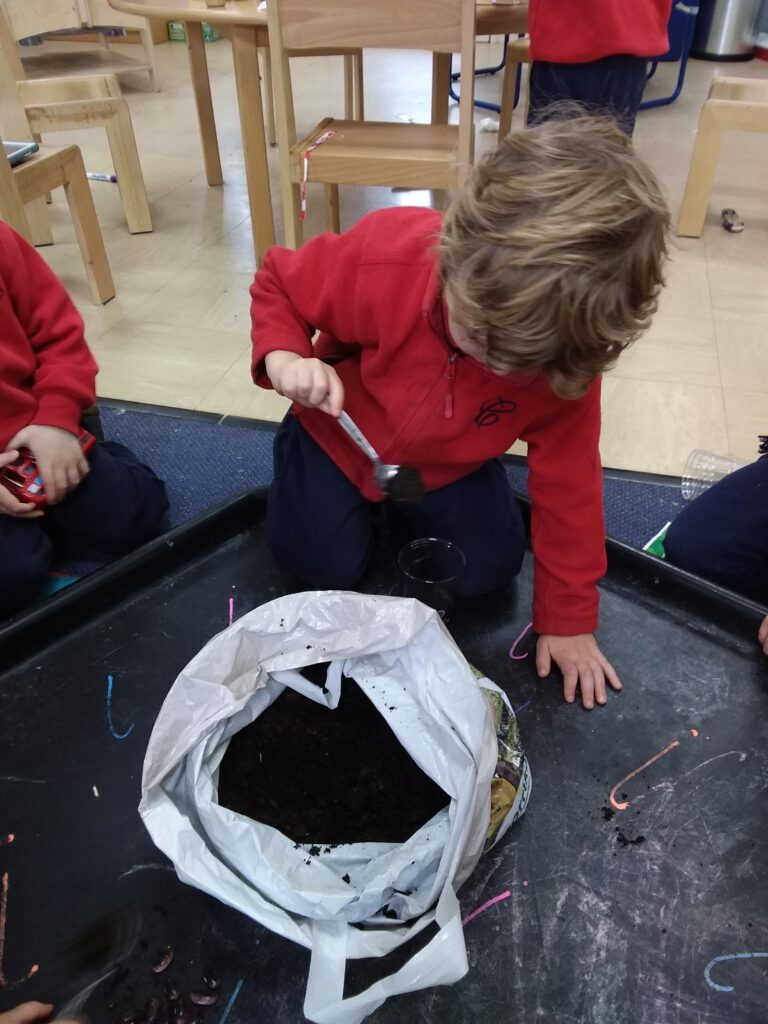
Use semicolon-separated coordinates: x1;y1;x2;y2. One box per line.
475;397;517;427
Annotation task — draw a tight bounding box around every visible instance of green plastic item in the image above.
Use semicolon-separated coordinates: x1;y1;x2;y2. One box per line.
167;21;220;42
643;521;671;559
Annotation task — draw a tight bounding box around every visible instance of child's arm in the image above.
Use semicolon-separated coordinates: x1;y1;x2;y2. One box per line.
1;226;97;438
250;213;386;412
522;377;620;709
1;226;97;503
759;615;768;654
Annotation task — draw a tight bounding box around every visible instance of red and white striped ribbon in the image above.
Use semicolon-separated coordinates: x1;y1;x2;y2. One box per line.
300;129;337;220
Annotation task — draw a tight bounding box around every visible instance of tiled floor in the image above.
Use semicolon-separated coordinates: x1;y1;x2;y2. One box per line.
20;36;768;475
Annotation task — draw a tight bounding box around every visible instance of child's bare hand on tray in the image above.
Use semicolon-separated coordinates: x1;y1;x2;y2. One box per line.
265;351;345;416
0;1002;79;1024
759;615;768;655
6;426;89;506
536;633;622;710
0;450;44;519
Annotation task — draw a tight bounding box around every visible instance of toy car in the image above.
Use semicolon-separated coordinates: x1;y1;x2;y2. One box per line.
0;428;96;507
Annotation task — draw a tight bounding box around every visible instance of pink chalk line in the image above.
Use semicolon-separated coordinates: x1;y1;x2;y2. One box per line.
462;890;511;926
509;622;533;660
228;597;234;626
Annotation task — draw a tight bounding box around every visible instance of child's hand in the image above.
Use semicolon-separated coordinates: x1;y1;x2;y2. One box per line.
759;615;768;655
265;351;345;416
0;451;44;519
536;633;622;710
0;1002;79;1024
6;426;89;506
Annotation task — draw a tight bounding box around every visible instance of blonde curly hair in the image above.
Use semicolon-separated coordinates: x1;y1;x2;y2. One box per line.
438;114;670;398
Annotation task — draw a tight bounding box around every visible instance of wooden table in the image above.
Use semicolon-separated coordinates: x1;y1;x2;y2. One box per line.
107;0;528;264
108;0;274;263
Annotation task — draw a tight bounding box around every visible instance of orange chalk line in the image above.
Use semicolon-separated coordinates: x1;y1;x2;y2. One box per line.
609;740;681;812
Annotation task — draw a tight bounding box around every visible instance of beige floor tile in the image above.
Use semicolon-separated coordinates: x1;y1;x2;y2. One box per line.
609;315;719;388
126;267;254;335
196;350;291;421
723;389;768;461
600;378;728;476
656;250;711;320
709;260;768;324
90;321;247;409
716;318;768;392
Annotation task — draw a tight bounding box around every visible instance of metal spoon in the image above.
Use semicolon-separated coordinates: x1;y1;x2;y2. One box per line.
337;412;424;503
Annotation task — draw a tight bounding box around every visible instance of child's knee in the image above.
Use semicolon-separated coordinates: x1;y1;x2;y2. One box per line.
455;535;525;597
0;533;53;616
268;530;371;589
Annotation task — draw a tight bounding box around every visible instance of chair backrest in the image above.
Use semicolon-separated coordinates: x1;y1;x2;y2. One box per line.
272;0;475;54
0;20;34;143
268;0;477;172
0;0;82;43
0;4;26;82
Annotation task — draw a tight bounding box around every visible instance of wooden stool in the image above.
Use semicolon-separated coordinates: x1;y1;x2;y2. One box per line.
677;77;768;238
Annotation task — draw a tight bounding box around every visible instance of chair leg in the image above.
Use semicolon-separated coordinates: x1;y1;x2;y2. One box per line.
283;182;304;249
431;53;451;125
26;196;54;246
140;25;161;92
324;183;340;233
353;50;364;120
677;104;725;238
105;102;153;233
499;59;519;136
262;47;277;146
343;55;354;120
61;148;116;304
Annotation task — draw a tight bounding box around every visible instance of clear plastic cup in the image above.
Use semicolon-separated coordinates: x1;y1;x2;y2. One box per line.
397;537;466;620
681;449;749;501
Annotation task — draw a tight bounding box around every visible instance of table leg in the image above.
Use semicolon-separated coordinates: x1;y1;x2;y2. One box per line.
185;20;223;187
431;52;451;125
230;25;275;265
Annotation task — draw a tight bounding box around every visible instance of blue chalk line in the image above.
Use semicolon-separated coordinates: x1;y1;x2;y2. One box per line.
704;951;768;992
106;674;134;740
217;979;244;1024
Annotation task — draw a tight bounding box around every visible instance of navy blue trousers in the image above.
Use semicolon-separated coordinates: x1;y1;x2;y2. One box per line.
527;54;650;136
267;415;526;596
665;456;768;603
0;441;169;617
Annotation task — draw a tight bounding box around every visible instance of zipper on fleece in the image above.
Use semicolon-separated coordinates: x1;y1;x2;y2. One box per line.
445;353;458;418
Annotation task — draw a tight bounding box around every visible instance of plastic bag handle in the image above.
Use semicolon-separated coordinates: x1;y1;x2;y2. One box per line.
303;886;467;1024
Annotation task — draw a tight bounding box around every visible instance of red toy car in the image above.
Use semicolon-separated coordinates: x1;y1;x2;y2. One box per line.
1;428;96;507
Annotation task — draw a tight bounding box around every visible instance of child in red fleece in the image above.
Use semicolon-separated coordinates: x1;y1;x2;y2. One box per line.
0;222;168;617
250;117;669;709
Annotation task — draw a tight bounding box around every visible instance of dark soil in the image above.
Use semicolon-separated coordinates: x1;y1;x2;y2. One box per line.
217;666;448;845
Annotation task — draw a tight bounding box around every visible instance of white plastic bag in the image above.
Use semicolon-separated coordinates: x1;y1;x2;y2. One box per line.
140;592;530;1023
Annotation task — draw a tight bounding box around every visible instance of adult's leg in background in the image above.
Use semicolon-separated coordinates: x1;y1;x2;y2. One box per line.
527;54;650;135
398;459;526;597
45;441;169;556
665;457;768;602
267;414;376;588
0;517;53;618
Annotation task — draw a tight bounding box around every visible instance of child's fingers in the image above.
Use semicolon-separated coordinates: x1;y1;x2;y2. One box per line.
535;641;551;678
561;662;579;704
759;616;768;644
600;656;623;692
578;663;595;709
0;449;19;469
0;1002;54;1024
590;662;607;705
325;371;345;417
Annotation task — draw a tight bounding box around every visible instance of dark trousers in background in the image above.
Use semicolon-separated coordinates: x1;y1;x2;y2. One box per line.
665;457;768;603
527;54;650;136
267;414;526;595
0;441;169;617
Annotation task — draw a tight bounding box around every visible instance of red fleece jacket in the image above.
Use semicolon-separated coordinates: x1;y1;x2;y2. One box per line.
0;223;97;449
529;0;672;64
250;208;607;636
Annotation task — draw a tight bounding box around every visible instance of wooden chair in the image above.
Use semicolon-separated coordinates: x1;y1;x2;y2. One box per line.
1;144;116;303
0;6;152;234
1;46;115;303
677;76;768;238
498;36;530;135
268;0;477;248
